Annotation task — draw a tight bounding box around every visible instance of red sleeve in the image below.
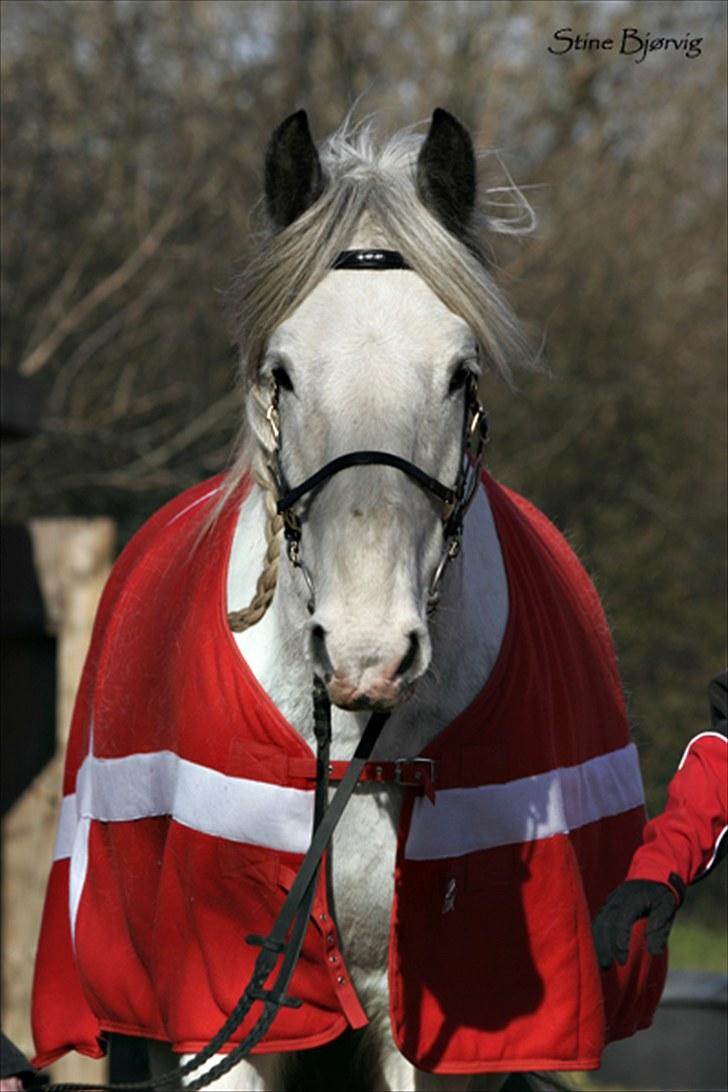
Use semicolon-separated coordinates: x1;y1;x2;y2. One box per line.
627;732;727;899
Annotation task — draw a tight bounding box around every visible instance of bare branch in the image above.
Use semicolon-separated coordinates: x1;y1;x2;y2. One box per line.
18;184;191;378
103;390;240;479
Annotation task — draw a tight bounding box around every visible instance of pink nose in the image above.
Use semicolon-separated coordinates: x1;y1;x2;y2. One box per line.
310;625;424;710
328;664;402;710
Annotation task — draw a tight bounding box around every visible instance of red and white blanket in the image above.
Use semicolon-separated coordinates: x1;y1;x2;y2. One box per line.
32;473;665;1074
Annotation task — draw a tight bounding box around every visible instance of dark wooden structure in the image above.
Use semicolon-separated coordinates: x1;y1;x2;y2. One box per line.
1;370;56;816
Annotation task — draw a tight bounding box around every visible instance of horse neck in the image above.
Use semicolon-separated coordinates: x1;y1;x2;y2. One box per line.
228;480;508;760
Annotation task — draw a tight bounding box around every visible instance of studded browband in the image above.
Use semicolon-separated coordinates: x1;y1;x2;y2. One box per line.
332;249;411;270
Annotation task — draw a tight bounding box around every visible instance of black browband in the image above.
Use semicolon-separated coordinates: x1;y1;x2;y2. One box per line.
332;249;411;270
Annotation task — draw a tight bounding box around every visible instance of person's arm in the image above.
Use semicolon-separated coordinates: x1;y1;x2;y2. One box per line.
593;671;727;971
626;722;727;895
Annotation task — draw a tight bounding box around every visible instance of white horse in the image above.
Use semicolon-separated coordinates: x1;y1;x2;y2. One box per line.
145;109;534;1091
32;106;661;1092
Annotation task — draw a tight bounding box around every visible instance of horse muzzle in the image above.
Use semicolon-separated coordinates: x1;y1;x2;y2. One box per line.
311;624;425;711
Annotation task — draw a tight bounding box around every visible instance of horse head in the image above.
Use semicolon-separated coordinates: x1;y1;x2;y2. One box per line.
229;109;530;712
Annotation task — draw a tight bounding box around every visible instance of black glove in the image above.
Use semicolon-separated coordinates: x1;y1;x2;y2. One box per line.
0;1032;33;1082
592;878;680;971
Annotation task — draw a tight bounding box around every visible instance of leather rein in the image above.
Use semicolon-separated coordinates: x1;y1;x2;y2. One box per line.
46;249;489;1091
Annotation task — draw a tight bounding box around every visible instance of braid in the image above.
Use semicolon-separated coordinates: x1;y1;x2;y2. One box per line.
227;385;284;633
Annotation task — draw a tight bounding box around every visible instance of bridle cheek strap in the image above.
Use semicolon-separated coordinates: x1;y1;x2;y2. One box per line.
267;249;489;614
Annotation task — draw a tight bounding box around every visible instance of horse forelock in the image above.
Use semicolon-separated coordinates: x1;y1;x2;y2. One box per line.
221;115;534;491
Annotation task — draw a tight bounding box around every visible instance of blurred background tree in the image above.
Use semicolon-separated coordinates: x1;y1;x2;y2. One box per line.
1;0;726;933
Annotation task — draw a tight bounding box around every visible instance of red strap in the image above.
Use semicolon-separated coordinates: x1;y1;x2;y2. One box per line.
287;757;437;803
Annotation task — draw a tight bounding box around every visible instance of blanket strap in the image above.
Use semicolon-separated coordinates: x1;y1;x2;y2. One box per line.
47;683;390;1092
288;755;437;803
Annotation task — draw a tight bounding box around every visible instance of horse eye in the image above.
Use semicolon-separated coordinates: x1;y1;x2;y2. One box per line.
448;366;470;396
273;365;294;392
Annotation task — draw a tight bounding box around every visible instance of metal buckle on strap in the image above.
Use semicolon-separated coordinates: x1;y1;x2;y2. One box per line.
266;401;281;444
395;758;437;802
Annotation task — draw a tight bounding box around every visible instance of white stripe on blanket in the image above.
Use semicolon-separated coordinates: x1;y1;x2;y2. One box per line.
55;749;316;861
405;742;644;860
54;742;644;935
55;742;644;865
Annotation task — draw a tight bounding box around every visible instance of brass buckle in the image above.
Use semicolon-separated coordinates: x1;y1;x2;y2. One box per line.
442;496;457;522
266;403;280;444
465;376;488;455
283;509;302;537
467;403;488;452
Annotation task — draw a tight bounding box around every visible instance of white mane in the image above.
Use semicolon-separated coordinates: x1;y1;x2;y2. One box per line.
224;117;535;501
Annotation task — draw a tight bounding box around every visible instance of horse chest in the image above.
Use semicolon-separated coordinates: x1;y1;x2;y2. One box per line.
230;481;508;1000
329;786;402;979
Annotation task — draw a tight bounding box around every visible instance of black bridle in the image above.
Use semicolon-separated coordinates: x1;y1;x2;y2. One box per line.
268;250;489;614
47;250;489;1092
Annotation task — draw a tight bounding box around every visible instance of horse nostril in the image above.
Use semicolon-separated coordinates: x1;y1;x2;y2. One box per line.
396;631;420;678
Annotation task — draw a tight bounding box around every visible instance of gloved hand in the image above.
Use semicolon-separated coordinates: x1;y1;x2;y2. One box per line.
592;878;679;970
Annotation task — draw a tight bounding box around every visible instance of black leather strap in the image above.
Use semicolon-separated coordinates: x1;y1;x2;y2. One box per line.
244;705;390;967
180;702;390;1090
332;249;410;270
277;450;456;514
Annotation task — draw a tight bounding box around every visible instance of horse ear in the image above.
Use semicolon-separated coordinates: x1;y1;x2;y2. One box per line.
417;108;476;236
264;110;325;228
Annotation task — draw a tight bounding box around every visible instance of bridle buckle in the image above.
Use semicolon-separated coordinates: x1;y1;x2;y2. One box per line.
395;757;436;802
441;495;457;523
426;532;461;614
266;402;281;444
468;406;485;443
283;508;302;539
464;373;488;454
395;757;435;784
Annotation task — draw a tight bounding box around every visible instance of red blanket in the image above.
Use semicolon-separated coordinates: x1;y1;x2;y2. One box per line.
32;473;665;1073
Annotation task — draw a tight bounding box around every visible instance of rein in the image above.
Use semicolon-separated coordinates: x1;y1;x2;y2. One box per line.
47;249;486;1090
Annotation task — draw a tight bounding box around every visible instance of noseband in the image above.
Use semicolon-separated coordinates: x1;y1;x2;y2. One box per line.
267;249;489;614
